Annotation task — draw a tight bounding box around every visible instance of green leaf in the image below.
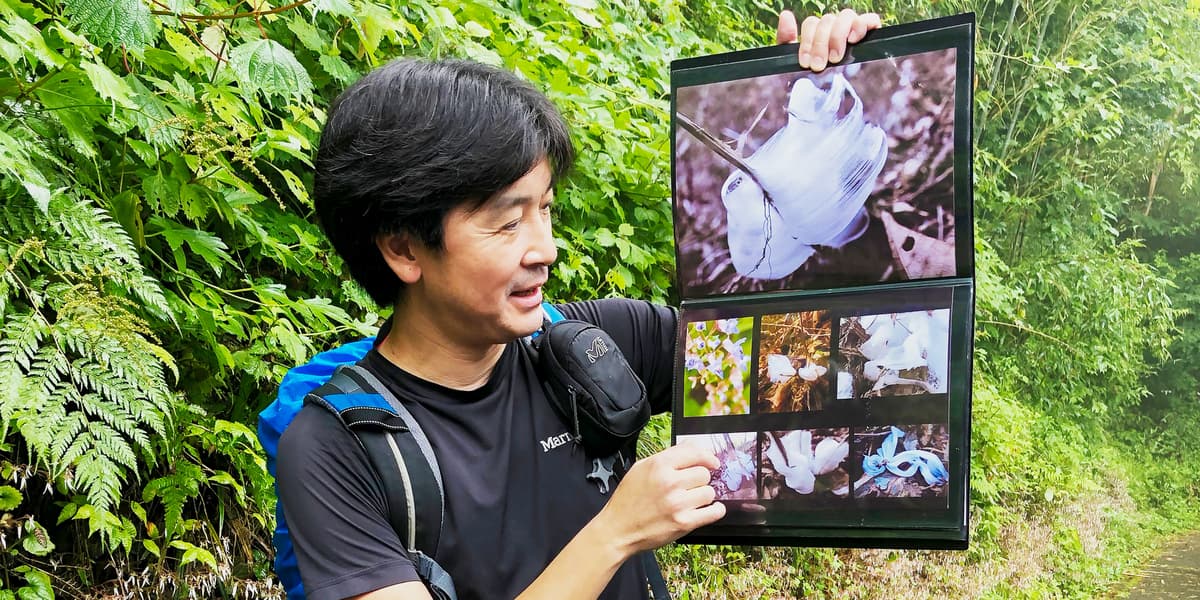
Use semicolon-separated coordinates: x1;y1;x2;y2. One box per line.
594;227;616;247
463;21;491;38
229;39;313;100
308;0;355;17
161;29;207;67
21;521;54;556
150;217;235;276
318;54;358;86
287;17;327;53
15;567;53;600
62;0;157;50
574;9;602;28
0;130;54;212
2;16;67;69
143;538;161;557
0;484;21;510
80;60;136;108
171;540;217;568
278;168;310;205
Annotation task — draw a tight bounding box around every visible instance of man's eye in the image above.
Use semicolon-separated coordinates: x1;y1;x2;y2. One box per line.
500;220;521;232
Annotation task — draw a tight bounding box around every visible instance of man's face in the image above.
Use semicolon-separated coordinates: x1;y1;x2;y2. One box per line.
407;159;557;347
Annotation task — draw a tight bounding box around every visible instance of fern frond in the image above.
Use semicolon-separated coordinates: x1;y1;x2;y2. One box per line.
79;391;152;453
71;361;166;438
73;449;123;513
0;310;49;370
2;196;174;323
87;421;138;471
144;461;204;539
50;410;88;465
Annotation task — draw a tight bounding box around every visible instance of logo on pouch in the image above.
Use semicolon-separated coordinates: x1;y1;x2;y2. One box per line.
585;336;608;364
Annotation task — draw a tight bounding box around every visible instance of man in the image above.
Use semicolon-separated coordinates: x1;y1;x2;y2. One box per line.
275;10;880;600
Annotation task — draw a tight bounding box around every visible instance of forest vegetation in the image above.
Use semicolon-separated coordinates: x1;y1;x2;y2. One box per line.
1;0;1198;598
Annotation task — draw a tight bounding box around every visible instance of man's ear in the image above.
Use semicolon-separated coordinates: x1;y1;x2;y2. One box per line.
376;232;423;285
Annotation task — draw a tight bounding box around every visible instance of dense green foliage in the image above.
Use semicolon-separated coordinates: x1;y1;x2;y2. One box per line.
0;0;1197;598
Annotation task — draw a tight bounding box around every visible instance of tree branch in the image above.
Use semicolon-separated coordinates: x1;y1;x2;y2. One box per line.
151;0;313;22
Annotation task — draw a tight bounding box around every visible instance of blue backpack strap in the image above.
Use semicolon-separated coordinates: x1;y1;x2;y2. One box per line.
261;302;561;599
259;337;376;600
541;302;565;325
306;365;457;600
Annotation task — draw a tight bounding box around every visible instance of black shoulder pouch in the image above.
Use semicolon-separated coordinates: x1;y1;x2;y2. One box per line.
532;319;649;457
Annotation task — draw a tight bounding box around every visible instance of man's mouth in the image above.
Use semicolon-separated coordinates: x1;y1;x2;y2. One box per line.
511;284;543;298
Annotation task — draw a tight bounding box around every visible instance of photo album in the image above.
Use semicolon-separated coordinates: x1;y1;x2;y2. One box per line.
670;13;975;550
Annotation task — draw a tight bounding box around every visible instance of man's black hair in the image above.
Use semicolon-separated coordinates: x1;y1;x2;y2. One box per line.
314;58;575;306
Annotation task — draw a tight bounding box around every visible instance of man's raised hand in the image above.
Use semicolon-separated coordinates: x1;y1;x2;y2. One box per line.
777;9;883;72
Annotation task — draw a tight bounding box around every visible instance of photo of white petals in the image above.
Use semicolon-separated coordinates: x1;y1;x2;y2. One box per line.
838;309;951;398
755;311;831;413
759;428;850;504
674;48;959;298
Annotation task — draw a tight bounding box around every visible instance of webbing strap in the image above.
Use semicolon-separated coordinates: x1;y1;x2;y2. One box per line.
338;366;447;561
642;551;671;600
306;367;454;599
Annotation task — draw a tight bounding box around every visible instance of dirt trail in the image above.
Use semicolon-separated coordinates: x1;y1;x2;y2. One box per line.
1121;532;1200;599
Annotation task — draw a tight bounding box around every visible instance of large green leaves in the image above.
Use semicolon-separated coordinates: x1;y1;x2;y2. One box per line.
61;0;156;49
229;39;313;100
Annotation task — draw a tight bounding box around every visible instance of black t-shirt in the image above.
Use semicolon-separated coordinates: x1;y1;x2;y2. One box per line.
276;299;677;600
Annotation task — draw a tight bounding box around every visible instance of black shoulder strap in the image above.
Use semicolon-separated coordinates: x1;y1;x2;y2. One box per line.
305;365;456;600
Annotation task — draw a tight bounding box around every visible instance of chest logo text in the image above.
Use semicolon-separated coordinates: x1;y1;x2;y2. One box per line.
539;432;574;452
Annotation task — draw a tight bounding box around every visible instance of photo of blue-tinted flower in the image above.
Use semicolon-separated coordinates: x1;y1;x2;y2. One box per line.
851;424;949;499
677;431;759;501
683;317;754;417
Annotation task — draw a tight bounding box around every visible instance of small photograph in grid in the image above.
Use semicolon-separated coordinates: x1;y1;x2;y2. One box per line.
755;311;832;413
760;427;850;505
837;308;951;399
682;317;754;417
851;424;949;499
677;431;759;501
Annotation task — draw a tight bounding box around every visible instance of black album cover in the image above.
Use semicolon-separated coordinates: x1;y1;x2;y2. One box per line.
670;13;975;551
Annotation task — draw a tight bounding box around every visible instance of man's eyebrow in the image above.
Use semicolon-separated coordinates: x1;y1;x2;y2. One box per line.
482;183;555;213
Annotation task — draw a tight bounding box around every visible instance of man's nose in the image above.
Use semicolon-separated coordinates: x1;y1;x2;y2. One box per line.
525;213;557;266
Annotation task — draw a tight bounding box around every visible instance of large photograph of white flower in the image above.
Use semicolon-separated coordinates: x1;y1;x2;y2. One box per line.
674;48;958;298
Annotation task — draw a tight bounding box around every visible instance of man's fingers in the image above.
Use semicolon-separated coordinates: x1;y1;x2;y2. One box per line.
797;15;820;68
678;483;718;510
848;12;883;43
808;14;836;72
686;498;727;528
776;9;799;45
827;9;857;63
677;465;715;489
665;443;720;470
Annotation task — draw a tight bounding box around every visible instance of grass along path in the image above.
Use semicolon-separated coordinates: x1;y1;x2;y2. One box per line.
1117;532;1200;600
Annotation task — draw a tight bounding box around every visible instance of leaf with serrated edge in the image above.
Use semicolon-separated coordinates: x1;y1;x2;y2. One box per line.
308;0;355;17
62;0;156;49
229;39;313;99
81;60;137;108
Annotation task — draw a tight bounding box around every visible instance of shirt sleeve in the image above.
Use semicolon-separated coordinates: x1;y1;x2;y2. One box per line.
555;298;678;414
276;405;421;600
